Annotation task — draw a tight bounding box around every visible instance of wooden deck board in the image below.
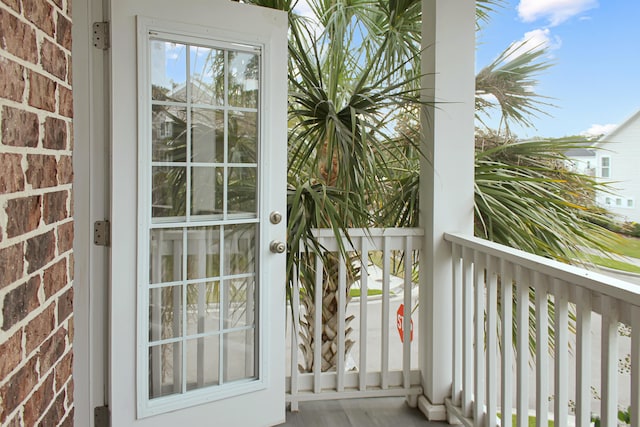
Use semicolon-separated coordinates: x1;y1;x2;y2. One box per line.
277;397;449;427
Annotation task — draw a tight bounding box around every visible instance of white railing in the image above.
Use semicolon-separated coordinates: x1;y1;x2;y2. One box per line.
444;232;640;427
286;228;423;410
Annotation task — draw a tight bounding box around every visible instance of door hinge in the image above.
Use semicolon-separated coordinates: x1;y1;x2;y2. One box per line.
93;21;110;50
94;220;111;247
94;405;110;427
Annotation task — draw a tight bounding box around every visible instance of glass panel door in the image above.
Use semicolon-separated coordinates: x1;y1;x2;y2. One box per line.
144;32;263;411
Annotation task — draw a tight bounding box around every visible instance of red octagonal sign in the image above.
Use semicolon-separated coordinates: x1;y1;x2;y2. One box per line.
396;304;414;343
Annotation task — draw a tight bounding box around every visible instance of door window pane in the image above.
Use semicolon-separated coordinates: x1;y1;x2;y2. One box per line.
228;52;259;108
152;166;186;219
152;105;187;162
191;108;224;163
149;342;183;399
151;41;187;102
228;111;257;163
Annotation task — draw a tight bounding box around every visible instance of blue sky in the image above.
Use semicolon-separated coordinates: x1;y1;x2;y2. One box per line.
476;0;640;138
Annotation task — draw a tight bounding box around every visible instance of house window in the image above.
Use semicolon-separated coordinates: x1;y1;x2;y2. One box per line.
627;199;634;208
601;156;611;178
605;197;612;206
616;198;622;206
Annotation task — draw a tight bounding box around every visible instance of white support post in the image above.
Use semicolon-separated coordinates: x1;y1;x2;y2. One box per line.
419;0;476;420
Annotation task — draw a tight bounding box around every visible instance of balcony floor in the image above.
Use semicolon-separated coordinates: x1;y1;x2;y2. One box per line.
277;397;449;427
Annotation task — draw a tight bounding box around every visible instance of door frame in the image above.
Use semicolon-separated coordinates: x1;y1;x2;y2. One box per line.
72;0;110;425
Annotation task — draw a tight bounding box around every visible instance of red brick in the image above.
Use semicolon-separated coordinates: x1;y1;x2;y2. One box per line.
40;388;66;427
39;326;67;375
41;38;67;81
43;190;68;224
26;154;58;189
57;286;72;323
0;57;25;102
54;351;72;391
22;372;54;426
57;155;73;184
58;85;72;117
3;0;20;13
1;106;39;147
25;303;55;354
43;258;67;298
68;251;74;281
0;356;38;423
0;153;25;194
0;242;24;289
60;408;74;427
67;54;72;85
57;220;73;253
28;71;56;112
0;9;38;62
4;414;22;427
6;195;42;238
0;329;22;379
56;12;71;51
25;229;56;273
23;0;55;37
2;276;40;331
43;116;67;149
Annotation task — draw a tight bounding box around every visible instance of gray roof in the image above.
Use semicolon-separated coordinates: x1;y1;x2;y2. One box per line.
565;148;596;157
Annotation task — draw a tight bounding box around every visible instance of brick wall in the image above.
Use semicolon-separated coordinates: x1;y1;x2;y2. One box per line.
0;0;74;425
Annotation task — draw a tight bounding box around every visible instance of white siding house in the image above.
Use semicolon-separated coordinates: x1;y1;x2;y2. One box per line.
594;109;640;222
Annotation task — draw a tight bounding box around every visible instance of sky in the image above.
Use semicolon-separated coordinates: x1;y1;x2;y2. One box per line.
476;0;640;138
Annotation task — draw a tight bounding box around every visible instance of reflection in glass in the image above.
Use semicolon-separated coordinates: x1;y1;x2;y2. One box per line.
223;330;255;383
186;282;220;335
227;167;257;215
191;109;223;163
189;45;225;106
186;336;220;391
186;227;221;280
152;105;187;162
151;41;187;102
224;224;256;275
149;342;182;399
149;285;183;341
191;167;223;217
150;228;184;284
228;111;257;163
152;166;186;219
223;279;255;328
228;52;259;108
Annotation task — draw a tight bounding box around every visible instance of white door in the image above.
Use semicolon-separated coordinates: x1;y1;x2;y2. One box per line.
108;1;287;425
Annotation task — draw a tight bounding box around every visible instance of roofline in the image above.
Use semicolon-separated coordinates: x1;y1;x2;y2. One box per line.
594;107;640;147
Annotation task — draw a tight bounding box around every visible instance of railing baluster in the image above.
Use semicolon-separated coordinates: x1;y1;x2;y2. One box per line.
575;287;592;427
486;255;498;427
452;242;463;406
632;305;640;427
290;252;301;411
534;272;549;427
381;236;391;390
601;295;619;427
314;253;323;393
337;253;347;392
462;246;474;418
501;259;513;427
359;237;369;392
473;250;486;426
516;266;529;427
402;236;413;393
552;279;568;427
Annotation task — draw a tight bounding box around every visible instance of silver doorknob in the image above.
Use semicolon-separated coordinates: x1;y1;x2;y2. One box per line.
270;211;283;224
270;240;286;254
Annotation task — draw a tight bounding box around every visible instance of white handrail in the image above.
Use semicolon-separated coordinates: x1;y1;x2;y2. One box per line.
444;232;640;427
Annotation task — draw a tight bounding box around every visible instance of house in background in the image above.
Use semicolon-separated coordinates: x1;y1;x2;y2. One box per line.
565;147;596;176
592;109;640;223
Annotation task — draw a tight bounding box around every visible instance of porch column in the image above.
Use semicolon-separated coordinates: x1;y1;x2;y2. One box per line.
418;0;475;420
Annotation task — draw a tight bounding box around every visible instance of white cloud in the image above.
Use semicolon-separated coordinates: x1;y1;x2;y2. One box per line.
581;123;618;137
518;0;598;26
504;28;561;59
